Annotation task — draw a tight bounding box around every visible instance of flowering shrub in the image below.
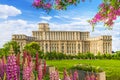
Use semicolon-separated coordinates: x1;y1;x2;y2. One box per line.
88;0;120;30
32;0;120;30
32;0;86;12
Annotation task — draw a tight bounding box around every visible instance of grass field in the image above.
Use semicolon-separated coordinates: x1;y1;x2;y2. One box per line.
47;59;120;80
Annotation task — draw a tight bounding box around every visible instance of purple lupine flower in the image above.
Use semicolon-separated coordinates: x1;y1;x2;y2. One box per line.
85;73;90;80
63;68;67;80
65;76;71;80
43;60;47;76
6;54;19;80
35;52;39;71
69;72;73;80
50;71;54;80
38;60;43;80
50;69;59;80
29;61;35;80
73;70;78;80
23;58;33;80
63;68;71;80
0;59;4;79
54;69;59;80
90;73;96;80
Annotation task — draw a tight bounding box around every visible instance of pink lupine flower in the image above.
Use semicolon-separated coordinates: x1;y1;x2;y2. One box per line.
16;53;20;66
38;60;43;80
0;59;4;79
85;73;90;80
69;72;73;80
43;60;47;76
63;68;71;80
50;71;55;80
90;73;96;80
6;54;19;80
65;76;71;80
63;68;67;80
23;58;33;80
22;51;27;66
35;52;39;71
73;70;79;80
54;69;59;80
50;69;59;80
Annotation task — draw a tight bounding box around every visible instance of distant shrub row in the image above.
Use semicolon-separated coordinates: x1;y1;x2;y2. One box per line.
39;51;120;60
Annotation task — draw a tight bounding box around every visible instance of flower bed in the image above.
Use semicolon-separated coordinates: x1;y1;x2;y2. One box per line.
71;64;106;80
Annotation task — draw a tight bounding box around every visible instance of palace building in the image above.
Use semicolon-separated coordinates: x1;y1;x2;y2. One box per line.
12;23;112;55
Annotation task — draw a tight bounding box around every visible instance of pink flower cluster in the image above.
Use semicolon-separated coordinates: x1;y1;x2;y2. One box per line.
32;0;86;11
89;2;120;30
32;0;52;12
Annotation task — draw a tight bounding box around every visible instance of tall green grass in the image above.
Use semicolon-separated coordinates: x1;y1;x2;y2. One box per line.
47;60;120;80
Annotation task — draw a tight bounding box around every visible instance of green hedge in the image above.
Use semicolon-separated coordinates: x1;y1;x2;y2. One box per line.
71;64;104;73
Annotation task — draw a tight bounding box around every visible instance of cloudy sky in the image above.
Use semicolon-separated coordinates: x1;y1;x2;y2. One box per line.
0;0;120;51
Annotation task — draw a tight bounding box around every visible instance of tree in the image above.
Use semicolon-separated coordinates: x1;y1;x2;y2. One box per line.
24;42;40;57
2;41;20;55
32;0;120;30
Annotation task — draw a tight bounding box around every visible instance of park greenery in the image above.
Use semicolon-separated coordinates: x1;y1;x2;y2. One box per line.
0;41;20;57
0;41;120;80
24;42;41;57
47;59;120;80
1;41;120;60
71;64;104;73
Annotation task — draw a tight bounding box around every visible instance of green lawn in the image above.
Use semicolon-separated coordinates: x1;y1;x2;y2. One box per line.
46;59;120;80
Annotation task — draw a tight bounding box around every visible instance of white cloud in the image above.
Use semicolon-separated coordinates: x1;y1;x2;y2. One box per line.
54;15;69;19
0;19;37;48
0;4;22;19
54;16;61;18
40;16;52;20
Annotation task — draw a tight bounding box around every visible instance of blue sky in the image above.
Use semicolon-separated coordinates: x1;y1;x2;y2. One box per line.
0;0;120;51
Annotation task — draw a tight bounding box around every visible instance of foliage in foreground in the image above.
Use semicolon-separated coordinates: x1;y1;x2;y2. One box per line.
0;52;99;80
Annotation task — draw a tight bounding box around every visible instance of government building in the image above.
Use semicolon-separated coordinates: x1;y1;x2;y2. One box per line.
12;23;112;55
